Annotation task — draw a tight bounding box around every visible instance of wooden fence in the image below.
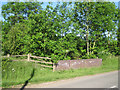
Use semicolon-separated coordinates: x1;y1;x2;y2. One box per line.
2;54;56;72
2;54;102;71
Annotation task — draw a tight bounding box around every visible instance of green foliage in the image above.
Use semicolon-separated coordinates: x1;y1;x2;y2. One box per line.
2;2;42;25
1;2;119;61
2;58;10;71
2;23;31;55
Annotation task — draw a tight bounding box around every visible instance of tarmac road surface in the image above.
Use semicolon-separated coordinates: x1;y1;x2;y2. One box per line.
25;71;118;88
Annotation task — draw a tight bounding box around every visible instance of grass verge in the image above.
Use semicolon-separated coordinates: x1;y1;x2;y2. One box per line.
2;55;118;88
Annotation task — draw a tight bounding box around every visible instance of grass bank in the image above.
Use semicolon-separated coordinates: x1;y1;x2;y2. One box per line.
2;55;118;88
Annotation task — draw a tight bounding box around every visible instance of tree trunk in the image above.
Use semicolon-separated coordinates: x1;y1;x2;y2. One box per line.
108;31;110;46
92;41;96;54
90;41;91;55
86;25;89;56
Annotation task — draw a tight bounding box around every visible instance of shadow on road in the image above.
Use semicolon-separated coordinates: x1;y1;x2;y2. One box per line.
20;68;35;90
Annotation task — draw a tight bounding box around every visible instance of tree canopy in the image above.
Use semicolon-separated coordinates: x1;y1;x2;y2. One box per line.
2;2;119;62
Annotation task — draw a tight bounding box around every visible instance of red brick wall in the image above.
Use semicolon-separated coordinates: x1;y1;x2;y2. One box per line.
55;59;102;71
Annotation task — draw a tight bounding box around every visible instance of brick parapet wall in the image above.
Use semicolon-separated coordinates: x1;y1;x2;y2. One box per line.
55;59;102;71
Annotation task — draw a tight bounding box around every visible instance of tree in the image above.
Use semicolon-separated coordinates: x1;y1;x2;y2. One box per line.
3;23;31;55
117;1;120;55
2;2;42;25
2;2;118;60
73;2;117;57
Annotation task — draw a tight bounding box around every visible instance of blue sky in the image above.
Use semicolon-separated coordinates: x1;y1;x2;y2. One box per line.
0;0;119;21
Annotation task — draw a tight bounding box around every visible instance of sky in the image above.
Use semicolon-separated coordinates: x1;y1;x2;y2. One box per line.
0;0;119;21
0;0;120;2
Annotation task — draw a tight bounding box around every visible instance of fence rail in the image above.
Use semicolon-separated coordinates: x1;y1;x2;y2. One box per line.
39;65;53;68
29;60;53;64
2;54;51;61
2;54;55;72
11;55;27;57
30;56;51;59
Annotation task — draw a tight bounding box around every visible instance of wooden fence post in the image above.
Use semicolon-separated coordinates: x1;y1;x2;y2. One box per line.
7;54;10;57
53;63;56;72
28;54;31;61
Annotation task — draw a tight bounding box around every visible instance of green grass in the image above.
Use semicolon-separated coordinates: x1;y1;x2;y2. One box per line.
2;55;118;88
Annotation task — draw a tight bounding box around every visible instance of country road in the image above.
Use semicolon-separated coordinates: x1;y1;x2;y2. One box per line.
25;71;118;88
